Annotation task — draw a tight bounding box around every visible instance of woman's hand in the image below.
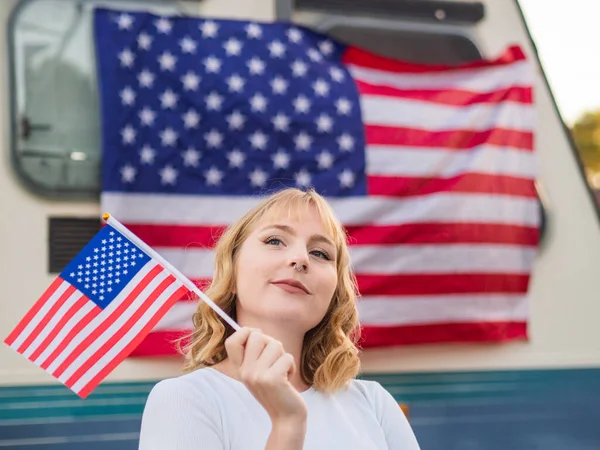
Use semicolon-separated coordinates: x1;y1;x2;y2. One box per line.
225;327;307;449
225;328;308;422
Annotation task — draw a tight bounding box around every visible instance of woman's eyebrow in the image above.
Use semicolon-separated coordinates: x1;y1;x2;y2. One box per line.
260;224;295;234
310;234;335;248
260;224;334;247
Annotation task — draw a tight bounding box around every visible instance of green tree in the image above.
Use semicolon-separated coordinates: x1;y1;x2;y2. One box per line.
570;111;600;177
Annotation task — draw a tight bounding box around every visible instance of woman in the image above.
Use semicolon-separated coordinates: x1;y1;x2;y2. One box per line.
138;188;420;450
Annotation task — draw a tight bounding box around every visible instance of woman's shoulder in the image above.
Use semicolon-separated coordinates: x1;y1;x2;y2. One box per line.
152;366;225;386
146;367;237;406
345;379;420;449
343;378;403;416
346;378;390;398
139;370;235;447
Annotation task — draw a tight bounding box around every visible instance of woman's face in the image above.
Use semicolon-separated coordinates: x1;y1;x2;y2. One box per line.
234;204;338;333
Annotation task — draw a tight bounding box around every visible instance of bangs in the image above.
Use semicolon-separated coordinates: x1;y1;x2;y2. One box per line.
255;190;347;249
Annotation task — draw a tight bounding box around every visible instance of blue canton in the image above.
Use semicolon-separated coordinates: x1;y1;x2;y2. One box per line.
61;225;151;309
94;8;367;197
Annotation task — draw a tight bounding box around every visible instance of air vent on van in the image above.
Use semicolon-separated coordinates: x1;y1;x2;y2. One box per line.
48;217;101;273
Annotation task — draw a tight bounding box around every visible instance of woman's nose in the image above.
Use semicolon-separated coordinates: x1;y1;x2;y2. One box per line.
291;261;307;272
289;249;309;272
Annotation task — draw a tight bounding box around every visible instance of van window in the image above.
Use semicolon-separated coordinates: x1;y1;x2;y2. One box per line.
324;24;481;65
8;0;481;198
7;0;193;197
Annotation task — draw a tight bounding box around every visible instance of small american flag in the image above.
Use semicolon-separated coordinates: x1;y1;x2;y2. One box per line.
4;216;190;398
93;8;540;355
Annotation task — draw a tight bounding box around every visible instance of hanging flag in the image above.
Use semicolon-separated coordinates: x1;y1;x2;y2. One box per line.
93;7;540;355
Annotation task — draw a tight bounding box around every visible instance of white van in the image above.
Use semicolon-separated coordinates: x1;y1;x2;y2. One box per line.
1;1;599;448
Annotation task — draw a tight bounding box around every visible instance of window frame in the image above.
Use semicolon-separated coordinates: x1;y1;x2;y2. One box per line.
313;14;483;65
6;0;193;200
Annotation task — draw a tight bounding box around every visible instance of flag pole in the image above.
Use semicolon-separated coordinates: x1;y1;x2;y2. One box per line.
102;213;241;331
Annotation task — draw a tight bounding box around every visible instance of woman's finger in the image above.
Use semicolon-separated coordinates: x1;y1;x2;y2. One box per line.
224;327;254;368
240;330;270;374
269;353;296;378
253;339;285;373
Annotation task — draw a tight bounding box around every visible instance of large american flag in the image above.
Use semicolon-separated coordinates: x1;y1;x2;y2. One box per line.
93;8;540;356
4;220;189;397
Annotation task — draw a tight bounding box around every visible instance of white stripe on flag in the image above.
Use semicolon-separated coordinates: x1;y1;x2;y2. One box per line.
70;278;183;394
34;301;97;366
357;294;529;325
349;244;537;274
46;262;157;375
148;294;530;332
22;289;83;359
347;60;533;92
367;145;537;179
153;301;196;331
8;281;71;352
102;193;540;227
360;95;534;132
154;244;536;279
57;262;168;384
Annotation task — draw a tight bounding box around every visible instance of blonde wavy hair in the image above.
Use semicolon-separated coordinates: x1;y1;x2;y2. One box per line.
181;187;361;392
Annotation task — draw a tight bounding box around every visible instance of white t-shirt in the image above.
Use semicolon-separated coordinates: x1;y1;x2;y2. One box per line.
138;367;421;450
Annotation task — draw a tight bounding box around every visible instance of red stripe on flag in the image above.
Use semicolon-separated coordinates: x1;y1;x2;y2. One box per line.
40;302;102;371
52;264;164;378
127;222;539;249
344;223;540;246
126;224;226;248
183;274;531;297
129;322;527;357
190;279;212;292
129;330;190;357
359;321;527;347
368;174;538;198
29;294;87;363
65;274;177;391
4;277;64;347
17;285;77;354
78;285;190;398
365;125;534;150
343;45;526;73
355;82;533;106
356;274;531;296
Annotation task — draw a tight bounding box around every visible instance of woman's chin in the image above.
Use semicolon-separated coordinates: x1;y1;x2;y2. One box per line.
248;307;324;330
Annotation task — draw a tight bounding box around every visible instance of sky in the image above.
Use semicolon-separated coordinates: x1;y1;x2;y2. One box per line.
519;0;600;126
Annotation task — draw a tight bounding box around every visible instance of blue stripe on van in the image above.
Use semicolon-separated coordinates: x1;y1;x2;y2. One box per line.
1;368;599;449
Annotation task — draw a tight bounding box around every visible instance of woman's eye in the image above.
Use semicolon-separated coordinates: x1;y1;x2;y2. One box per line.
265;237;283;246
311;250;331;260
